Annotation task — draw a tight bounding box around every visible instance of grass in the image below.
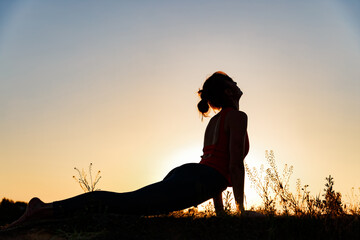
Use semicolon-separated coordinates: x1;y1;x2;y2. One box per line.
1;211;359;239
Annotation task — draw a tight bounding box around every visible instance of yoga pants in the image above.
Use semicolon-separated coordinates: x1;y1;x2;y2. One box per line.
53;163;227;216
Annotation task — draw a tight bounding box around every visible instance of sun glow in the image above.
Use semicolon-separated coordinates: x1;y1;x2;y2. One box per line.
165;145;203;170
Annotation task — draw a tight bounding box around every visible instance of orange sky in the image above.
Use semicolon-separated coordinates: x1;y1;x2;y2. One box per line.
0;1;359;208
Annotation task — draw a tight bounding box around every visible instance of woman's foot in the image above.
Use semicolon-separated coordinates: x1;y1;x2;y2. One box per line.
2;197;53;230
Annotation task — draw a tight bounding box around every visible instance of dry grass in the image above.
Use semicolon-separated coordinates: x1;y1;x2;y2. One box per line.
245;150;358;217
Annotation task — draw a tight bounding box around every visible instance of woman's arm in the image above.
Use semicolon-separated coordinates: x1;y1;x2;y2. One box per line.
228;111;248;213
230;159;245;212
213;192;224;215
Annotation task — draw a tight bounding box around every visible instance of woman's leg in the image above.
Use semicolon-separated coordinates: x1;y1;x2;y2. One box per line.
53;163;227;216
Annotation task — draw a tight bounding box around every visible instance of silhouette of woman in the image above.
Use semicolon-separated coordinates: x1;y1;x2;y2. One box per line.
6;71;249;227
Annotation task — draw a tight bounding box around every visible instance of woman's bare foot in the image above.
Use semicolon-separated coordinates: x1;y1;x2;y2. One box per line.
1;197;53;230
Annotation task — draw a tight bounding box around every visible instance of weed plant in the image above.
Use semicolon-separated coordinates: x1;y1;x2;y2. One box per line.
345;187;360;215
73;163;102;193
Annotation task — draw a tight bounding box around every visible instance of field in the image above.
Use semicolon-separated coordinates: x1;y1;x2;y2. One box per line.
1;152;359;239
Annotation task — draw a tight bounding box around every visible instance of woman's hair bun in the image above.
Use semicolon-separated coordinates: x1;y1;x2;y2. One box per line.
197;98;209;115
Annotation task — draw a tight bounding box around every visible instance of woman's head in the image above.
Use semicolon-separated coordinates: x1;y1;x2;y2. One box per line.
198;71;242;117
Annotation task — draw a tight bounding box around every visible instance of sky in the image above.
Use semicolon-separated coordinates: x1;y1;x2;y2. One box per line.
0;0;359;208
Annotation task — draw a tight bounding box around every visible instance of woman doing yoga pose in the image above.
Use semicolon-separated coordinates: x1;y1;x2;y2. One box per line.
6;71;249;227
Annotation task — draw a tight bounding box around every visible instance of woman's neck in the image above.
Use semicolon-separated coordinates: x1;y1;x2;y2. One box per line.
223;101;239;111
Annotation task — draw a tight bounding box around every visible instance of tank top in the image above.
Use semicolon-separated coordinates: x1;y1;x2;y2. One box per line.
199;107;249;186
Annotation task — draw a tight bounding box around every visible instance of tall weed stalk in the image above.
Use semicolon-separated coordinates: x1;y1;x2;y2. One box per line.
73;163;102;193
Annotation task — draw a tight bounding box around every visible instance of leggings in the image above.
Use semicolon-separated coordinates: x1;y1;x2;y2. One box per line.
53;163;228;216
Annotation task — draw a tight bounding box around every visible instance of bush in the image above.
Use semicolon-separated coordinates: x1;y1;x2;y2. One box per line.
0;198;27;225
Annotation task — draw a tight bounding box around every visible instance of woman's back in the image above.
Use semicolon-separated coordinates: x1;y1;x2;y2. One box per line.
200;108;249;186
203;108;249;155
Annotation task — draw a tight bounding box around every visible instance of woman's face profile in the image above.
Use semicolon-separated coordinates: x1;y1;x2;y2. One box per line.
226;80;242;101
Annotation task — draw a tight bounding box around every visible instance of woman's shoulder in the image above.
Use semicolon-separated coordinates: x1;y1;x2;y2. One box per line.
224;109;248;130
227;109;247;120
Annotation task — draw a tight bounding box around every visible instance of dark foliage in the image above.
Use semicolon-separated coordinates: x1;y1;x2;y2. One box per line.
0;198;27;226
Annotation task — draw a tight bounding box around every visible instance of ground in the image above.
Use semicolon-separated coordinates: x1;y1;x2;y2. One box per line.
1;214;359;240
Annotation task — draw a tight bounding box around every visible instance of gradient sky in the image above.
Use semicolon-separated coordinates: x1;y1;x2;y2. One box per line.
1;0;359;208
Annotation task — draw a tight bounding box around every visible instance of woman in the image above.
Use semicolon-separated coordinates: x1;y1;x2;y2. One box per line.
6;71;249;227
